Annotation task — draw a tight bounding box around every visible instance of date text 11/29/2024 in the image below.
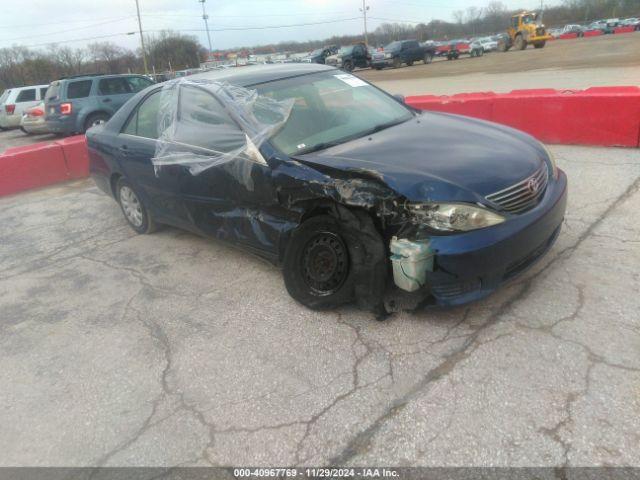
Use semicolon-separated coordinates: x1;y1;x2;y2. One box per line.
233;468;399;477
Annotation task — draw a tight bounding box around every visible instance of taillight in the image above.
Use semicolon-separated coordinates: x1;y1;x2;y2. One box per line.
31;108;44;117
5;104;15;115
60;103;72;115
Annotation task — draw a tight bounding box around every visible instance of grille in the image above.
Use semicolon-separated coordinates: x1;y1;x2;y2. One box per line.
485;165;548;214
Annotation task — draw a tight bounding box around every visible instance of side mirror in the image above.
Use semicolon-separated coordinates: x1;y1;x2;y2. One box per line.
393;94;406;104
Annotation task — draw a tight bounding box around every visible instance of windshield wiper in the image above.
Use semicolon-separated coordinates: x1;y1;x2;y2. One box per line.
295;141;344;156
294;117;411;156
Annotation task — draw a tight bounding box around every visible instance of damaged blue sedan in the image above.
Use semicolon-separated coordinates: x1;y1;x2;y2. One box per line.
87;64;567;316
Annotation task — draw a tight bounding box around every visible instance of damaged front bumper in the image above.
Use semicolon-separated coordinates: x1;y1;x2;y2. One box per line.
387;170;568;309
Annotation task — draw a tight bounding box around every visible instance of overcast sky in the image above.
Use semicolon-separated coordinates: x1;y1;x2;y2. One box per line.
1;0;562;52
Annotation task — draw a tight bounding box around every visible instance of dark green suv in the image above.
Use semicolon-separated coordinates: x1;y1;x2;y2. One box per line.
45;74;154;135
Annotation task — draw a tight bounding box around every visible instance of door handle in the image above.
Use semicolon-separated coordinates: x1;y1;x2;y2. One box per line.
103;98;112;103
119;145;129;156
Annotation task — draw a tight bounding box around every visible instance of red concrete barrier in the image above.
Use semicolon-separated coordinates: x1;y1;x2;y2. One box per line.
0;134;89;197
558;33;578;39
583;29;604;37
406;86;640;148
0;143;69;197
407;92;495;120
614;26;636;34
56;136;89;179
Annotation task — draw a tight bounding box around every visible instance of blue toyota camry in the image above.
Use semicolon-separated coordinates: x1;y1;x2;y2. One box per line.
86;64;567;315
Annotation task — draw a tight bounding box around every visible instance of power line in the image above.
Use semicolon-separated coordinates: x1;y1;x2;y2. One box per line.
141;11;354;19
166;17;362;32
0;17;133;43
12;17;363;49
19;32;137;49
0;16;134;29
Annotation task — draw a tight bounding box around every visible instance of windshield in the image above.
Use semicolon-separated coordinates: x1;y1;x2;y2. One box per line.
310;48;324;56
384;41;401;51
522;14;536;24
338;46;353;55
255;71;413;156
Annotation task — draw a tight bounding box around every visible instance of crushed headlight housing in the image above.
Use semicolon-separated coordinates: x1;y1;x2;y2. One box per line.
542;144;558;179
407;202;505;232
384;52;392;59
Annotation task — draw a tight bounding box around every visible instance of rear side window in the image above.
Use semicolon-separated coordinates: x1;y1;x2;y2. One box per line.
16;89;36;102
98;78;131;95
126;76;153;93
39;87;48;99
123;91;161;139
67;80;93;99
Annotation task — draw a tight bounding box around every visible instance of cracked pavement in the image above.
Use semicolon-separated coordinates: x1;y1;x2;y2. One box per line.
0;145;639;467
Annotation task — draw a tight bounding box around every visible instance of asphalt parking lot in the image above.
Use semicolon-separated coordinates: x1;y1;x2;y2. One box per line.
1;144;639;467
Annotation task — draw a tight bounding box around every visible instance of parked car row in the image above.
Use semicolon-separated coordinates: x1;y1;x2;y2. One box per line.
0;73;154;136
548;16;640;37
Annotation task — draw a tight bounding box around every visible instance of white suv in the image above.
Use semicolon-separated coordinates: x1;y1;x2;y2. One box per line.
0;84;49;130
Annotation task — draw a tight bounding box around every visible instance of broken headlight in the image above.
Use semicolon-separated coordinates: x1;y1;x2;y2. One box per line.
407;203;505;232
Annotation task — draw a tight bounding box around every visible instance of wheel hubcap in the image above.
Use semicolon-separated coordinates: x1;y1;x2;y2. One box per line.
120;186;143;227
301;232;349;296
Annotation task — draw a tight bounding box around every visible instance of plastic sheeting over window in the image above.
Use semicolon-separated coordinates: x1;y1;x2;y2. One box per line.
152;78;294;185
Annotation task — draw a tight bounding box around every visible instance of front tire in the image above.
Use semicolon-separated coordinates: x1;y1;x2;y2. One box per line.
116;178;157;234
283;215;355;310
424;52;433;64
534;41;546;49
342;60;354;72
515;35;527;50
392;57;401;68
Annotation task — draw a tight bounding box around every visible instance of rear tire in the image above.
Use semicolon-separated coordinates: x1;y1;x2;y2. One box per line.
283;215;355;310
342;60;353;72
84;112;110;133
116;178;157;234
424;52;433;64
406;60;414;66
392;57;401;68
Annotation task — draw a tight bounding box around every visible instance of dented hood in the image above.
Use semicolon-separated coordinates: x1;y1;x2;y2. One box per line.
296;112;547;202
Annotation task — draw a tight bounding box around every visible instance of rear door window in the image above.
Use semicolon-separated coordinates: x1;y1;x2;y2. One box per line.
126;76;154;93
39;87;48;100
174;85;246;153
67;80;93;99
123;90;161;139
98;78;131;95
16;89;36;102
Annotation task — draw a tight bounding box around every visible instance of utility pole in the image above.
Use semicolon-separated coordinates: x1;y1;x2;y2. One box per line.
134;0;148;74
360;0;370;46
199;0;213;61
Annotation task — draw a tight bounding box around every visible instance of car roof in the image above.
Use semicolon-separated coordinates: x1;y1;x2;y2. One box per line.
189;63;336;87
59;73;143;83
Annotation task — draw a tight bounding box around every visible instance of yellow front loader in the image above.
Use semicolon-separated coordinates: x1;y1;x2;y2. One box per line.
499;12;552;51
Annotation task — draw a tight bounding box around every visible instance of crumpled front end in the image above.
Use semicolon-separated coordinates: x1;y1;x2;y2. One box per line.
384;169;567;312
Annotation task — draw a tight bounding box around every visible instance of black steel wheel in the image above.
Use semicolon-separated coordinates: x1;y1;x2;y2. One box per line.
300;232;349;296
283;215;355;310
